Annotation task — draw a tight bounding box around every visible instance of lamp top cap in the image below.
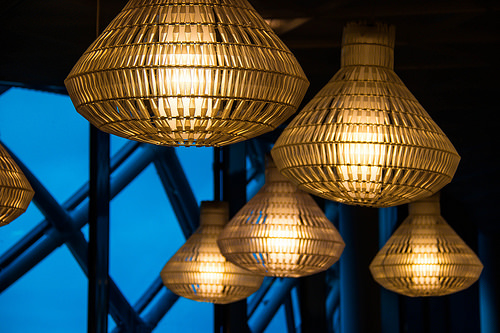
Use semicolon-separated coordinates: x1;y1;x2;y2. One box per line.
200;201;229;226
408;192;441;215
342;21;396;48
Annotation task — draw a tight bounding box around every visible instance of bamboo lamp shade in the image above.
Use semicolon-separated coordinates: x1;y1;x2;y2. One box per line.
161;201;263;304
271;22;460;207
65;0;309;147
217;156;345;278
0;144;34;227
369;193;483;297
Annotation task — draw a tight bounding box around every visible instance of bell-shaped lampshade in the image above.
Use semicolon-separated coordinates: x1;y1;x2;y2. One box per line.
271;22;460;207
65;0;309;147
161;201;263;304
217;156;345;278
0;144;34;227
369;193;483;297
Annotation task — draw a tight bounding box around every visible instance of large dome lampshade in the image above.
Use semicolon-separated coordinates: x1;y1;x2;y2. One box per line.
0;144;34;227
271;22;460;207
217;156;345;278
369;193;483;297
65;0;309;147
160;201;263;304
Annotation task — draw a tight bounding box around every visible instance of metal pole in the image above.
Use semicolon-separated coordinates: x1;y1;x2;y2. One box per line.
214;143;249;333
88;125;110;333
479;230;500;333
299;272;328;332
378;207;400;333
339;204;381;333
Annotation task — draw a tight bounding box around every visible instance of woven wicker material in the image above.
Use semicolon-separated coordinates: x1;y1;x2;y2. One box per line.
161;201;263;304
65;0;309;147
369;193;483;297
271;22;460;207
0;144;34;227
217;157;345;278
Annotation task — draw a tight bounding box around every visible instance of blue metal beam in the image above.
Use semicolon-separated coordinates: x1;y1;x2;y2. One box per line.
248;277;276;317
0;145;155;291
0;141;141;270
284;293;297;333
326;283;340;323
88;126;110;333
114;146;201;331
5;142;149;332
215;143;250;333
479;230;500;333
339;205;381;333
248;278;298;333
378;207;400;333
153;146;200;237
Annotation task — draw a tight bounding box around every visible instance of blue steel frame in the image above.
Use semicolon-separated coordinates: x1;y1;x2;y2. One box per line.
0;136;342;333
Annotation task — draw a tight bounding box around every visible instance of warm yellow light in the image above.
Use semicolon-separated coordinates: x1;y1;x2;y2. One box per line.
217;156;345;278
65;0;309;147
160;201;263;304
369;193;483;297
0;143;34;227
271;22;460;207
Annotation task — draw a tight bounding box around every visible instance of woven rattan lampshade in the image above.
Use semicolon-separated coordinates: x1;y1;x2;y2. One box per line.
0;144;34;227
161;201;263;304
369;193;483;297
65;0;309;147
271;22;460;207
217;156;345;278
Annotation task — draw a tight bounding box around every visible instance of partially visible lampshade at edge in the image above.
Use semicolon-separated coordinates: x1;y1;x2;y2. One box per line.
161;201;263;304
369;193;483;297
64;0;309;147
0;143;34;227
217;156;345;278
271;22;460;207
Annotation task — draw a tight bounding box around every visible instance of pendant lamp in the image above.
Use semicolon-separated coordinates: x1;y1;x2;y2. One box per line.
65;0;309;147
0;144;34;227
271;22;460;207
161;201;263;304
369;193;483;297
217;156;345;278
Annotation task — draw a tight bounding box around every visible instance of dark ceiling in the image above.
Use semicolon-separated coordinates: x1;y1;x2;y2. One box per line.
1;0;499;232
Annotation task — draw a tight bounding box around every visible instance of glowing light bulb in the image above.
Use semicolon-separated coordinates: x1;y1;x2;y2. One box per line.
271;22;460;207
218;156;345;278
370;193;483;297
161;201;263;304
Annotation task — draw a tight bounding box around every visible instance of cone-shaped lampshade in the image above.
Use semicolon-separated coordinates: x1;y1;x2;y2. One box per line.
0;144;34;227
217;156;345;278
369;193;483;297
271;22;460;207
161;201;263;304
65;0;309;147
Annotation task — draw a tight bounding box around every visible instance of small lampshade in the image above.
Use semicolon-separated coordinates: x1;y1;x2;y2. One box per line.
217;156;345;278
65;0;309;147
271;22;460;207
161;201;263;304
0;144;34;227
369;193;483;297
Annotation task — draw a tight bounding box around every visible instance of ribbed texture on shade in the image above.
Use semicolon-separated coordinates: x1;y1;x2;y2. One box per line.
65;0;309;147
161;201;263;304
217;157;345;278
271;22;460;207
369;193;483;297
0;144;34;227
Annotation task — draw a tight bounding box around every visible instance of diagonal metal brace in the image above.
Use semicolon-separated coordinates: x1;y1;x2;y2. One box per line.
5;144;150;332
